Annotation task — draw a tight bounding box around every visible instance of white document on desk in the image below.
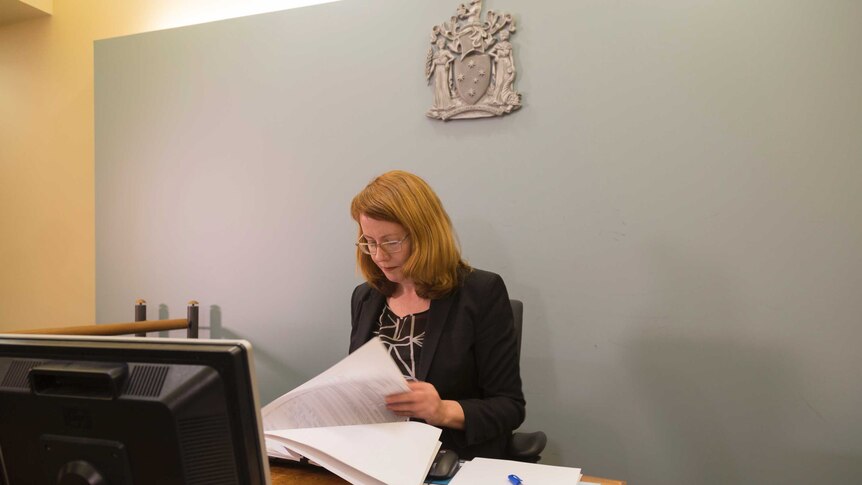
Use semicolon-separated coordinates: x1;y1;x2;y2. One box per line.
267;421;441;485
449;457;583;485
262;337;410;429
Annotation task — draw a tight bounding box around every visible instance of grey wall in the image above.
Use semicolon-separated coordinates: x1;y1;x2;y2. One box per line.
95;1;862;483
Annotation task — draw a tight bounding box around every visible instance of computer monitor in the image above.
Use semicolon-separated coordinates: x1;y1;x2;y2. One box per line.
0;334;270;485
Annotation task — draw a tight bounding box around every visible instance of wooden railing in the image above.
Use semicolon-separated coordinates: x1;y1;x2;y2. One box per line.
5;300;200;338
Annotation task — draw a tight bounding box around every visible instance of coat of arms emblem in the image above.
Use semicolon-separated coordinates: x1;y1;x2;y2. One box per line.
425;0;521;121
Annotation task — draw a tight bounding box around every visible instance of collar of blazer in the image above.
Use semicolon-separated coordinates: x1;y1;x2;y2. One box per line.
356;287;456;382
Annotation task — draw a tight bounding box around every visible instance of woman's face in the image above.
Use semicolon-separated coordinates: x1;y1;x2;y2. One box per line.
359;214;412;286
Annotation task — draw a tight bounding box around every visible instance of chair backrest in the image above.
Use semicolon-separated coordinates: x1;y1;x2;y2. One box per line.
510;299;524;360
506;298;548;463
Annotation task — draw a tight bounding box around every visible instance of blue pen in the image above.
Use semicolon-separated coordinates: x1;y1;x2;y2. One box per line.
507;474;523;485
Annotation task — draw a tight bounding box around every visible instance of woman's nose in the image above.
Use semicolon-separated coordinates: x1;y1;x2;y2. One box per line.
372;248;389;262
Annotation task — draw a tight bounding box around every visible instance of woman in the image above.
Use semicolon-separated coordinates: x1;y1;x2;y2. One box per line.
349;170;525;459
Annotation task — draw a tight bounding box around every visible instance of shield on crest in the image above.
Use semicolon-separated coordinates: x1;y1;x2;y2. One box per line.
453;54;491;105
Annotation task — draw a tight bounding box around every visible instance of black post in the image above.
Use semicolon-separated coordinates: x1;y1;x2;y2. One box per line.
187;300;199;339
134;299;147;337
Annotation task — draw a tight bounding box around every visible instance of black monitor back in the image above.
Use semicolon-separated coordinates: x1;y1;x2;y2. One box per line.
0;335;270;485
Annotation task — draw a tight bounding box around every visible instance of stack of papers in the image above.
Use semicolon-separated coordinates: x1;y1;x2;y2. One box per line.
262;337;443;485
268;421;441;485
263;336;411;429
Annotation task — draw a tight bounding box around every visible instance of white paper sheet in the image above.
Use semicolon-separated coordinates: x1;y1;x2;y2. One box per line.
267;421;442;485
262;337;410;430
448;457;583;485
264;437;301;461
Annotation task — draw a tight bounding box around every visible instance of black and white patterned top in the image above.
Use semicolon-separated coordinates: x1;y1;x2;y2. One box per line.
374;305;428;380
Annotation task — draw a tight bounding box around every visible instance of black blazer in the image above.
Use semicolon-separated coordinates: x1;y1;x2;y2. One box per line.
350;269;526;459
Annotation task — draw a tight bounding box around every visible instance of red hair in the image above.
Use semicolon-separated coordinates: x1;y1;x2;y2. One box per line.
350;170;470;298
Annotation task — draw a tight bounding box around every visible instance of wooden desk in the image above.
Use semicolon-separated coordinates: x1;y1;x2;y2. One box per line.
270;461;626;485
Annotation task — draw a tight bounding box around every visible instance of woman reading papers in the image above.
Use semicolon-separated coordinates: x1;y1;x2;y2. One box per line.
349;170;525;459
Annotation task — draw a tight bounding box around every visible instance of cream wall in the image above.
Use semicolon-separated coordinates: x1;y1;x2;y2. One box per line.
0;0;337;330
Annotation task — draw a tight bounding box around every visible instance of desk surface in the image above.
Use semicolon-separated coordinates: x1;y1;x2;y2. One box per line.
270;461;626;485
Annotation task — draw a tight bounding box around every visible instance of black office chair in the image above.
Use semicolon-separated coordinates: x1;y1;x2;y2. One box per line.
506;299;548;463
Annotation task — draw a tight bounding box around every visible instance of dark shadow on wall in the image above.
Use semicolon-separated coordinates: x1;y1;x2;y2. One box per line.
208;304;223;338
158;303;170;338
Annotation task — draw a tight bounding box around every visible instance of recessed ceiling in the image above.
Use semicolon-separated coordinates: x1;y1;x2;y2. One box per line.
0;0;52;27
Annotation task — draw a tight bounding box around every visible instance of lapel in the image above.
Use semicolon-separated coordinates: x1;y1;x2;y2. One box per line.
356;290;386;348
416;291;456;381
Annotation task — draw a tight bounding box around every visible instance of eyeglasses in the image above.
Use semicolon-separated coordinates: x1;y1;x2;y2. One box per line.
356;234;409;256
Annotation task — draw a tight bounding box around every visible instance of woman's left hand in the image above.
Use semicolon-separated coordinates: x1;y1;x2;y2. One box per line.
385;381;464;429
